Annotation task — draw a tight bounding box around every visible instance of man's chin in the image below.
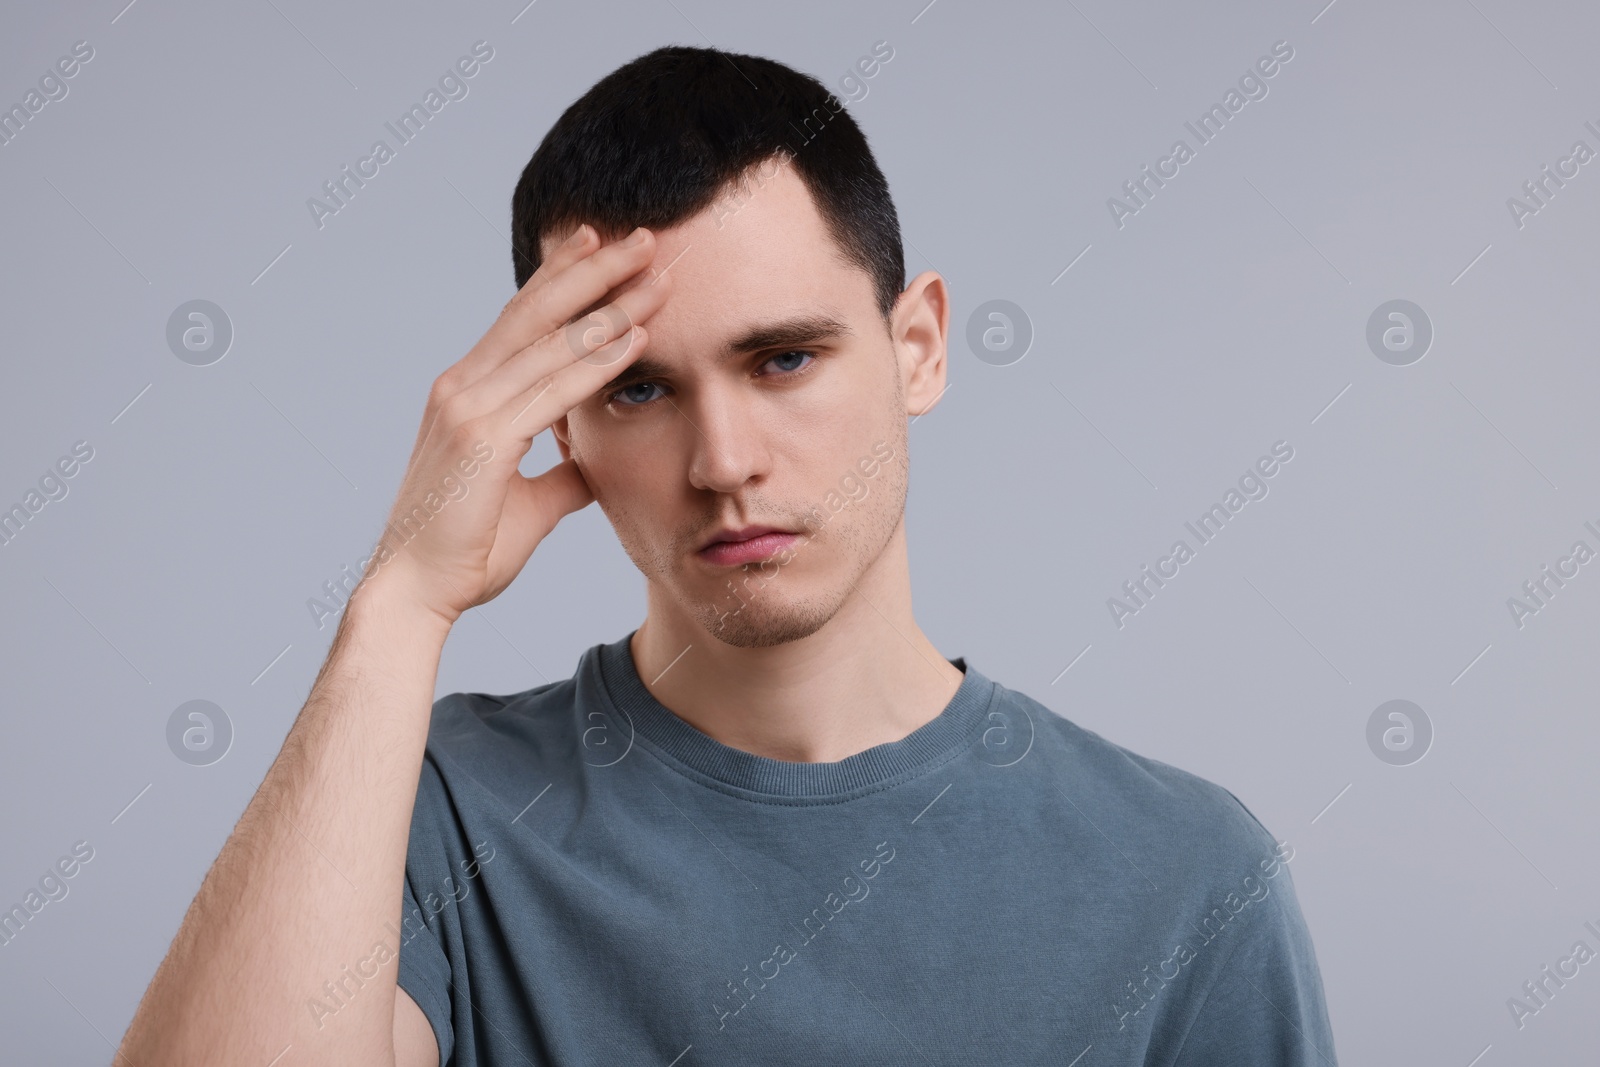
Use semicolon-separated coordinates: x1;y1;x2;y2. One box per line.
698;597;835;649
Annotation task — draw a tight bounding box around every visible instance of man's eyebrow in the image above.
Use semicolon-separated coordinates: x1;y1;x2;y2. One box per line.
598;313;854;392
719;313;853;360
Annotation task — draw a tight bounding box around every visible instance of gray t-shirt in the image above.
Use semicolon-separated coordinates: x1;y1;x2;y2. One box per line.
390;631;1337;1065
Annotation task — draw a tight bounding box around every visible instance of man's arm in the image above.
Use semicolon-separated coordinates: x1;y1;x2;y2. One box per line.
115;222;671;1066
116;583;451;1065
395;986;441;1067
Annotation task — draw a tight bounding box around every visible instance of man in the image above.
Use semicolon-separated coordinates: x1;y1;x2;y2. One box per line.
119;45;1337;1066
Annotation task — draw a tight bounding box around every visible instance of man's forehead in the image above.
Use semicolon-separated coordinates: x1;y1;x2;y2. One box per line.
539;167;877;359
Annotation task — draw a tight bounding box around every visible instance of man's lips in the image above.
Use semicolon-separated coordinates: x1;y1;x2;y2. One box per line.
701;524;788;549
696;526;800;567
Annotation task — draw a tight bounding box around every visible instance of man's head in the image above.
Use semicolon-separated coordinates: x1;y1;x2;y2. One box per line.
512;45;949;648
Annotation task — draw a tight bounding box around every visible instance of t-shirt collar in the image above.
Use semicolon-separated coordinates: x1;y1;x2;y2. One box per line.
589;628;1000;801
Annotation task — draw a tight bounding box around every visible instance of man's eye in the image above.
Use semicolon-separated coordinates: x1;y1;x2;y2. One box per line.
608;351;815;408
764;350;814;375
610;381;664;406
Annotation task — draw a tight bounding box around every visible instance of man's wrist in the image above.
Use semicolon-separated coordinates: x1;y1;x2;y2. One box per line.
342;569;458;644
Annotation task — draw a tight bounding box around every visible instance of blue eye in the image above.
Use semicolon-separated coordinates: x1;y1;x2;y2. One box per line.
766;350;812;374
606;350;816;408
611;381;665;406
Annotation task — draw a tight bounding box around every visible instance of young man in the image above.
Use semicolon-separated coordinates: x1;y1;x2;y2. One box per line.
119;46;1336;1066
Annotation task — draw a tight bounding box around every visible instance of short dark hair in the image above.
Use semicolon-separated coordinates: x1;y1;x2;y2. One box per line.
509;45;905;323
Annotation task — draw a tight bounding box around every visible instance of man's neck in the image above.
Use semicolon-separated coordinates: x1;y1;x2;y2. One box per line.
630;533;964;764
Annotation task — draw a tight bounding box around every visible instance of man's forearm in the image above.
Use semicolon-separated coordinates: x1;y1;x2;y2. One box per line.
117;580;452;1066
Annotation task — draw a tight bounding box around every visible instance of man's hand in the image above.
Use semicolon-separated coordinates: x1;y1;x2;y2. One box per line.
368;224;670;627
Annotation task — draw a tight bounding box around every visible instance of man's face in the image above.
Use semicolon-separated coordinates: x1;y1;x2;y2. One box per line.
545;160;942;648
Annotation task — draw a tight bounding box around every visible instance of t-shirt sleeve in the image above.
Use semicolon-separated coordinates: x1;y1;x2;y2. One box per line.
396;868;455;1066
1170;864;1338;1066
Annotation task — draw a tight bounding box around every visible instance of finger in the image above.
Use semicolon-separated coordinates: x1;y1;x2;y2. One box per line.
399;225;606;473
497;325;649;440
445;223;600;392
458;227;659;389
454;265;670;423
519;222;598;304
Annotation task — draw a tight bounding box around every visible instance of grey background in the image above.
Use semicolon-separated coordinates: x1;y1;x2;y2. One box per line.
2;0;1595;1062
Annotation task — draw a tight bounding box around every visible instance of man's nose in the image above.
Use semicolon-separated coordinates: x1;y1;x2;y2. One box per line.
684;389;771;494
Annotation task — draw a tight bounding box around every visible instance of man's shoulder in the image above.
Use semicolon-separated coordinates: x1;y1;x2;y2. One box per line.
412;672;587;801
996;681;1285;873
429;677;574;729
424;673;580;751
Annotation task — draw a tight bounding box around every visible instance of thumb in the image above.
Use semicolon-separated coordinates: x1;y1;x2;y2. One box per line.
508;456;596;534
475;458;596;608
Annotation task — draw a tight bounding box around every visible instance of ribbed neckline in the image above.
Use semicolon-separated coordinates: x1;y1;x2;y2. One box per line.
590;629;1000;801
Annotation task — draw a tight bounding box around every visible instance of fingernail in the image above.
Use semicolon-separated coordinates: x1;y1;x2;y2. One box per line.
625;227;648;246
565;225;588;247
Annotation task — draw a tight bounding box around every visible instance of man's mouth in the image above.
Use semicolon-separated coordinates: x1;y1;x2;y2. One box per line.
696;525;800;567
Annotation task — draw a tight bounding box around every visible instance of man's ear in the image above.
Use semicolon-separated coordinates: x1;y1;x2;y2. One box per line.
891;270;950;418
552;415;572;462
